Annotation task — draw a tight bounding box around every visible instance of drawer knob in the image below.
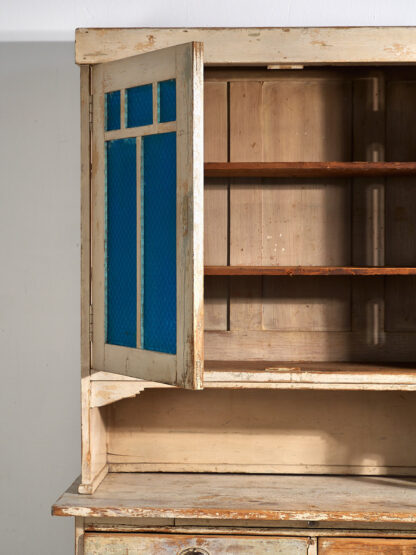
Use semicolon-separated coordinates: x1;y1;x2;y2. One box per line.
179;549;209;555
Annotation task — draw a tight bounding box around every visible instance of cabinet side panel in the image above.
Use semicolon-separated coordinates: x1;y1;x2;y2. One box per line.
80;65;92;483
80;65;108;492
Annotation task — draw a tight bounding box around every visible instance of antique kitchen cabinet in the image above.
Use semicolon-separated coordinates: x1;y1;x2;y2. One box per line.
53;27;416;554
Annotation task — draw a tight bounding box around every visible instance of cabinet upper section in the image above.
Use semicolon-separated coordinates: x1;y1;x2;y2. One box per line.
76;27;416;66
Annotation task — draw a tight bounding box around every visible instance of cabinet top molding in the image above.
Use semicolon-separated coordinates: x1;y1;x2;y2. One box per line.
76;27;416;65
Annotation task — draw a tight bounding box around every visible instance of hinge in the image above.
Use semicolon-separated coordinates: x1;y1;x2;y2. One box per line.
89;96;93;126
89;304;93;343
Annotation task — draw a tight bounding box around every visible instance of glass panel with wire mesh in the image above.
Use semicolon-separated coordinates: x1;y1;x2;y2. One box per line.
105;80;178;354
158;79;176;123
141;131;177;354
105;90;121;131
126;83;153;128
105;138;137;348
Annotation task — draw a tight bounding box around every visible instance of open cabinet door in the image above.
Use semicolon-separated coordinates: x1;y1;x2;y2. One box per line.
91;43;204;389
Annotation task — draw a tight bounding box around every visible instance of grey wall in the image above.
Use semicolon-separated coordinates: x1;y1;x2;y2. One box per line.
0;43;80;554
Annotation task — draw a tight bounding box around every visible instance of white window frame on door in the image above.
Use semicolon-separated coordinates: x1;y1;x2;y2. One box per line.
90;42;204;389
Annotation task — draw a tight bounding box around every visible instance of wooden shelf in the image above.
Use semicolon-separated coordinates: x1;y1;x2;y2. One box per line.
91;362;416;396
203;361;416;390
205;266;416;276
205;161;416;178
53;472;416;523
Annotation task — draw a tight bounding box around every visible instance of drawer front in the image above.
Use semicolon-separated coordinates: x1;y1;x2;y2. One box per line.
84;533;309;554
319;538;416;554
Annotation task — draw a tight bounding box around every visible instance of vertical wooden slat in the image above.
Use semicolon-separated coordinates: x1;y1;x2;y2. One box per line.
262;79;351;267
353;73;386;267
91;62;106;371
204;82;229;330
120;88;125;129
229;82;263;330
263;276;351;331
261;77;351;332
75;517;84;555
262;79;351;162
136;138;142;348
228;277;263;330
80;65;92;376
352;74;386;343
385;276;416;331
175;42;204;389
204;81;228;163
386;80;416;265
80;67;91;486
152;80;158;130
385;79;416;333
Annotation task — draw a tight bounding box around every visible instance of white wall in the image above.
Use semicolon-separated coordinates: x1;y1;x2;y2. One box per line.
2;0;416;40
1;2;416;554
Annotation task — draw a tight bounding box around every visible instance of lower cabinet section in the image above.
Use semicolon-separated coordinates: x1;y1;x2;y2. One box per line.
319;538;416;554
83;533;310;554
82;532;416;554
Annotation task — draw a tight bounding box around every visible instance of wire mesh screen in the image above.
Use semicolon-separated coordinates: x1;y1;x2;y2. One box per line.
126;84;153;128
105;90;121;131
158;79;176;123
141;132;177;354
106;138;137;348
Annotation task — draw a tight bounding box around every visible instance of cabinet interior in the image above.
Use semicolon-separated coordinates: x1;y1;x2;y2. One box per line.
99;66;416;478
105;388;416;475
203;66;416;369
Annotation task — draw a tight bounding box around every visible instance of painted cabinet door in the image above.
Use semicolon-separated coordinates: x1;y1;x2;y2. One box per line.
319;538;416;554
84;533;310;554
90;42;204;389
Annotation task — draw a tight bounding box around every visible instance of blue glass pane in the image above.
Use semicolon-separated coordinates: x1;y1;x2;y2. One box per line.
105;90;120;131
142;132;176;354
158;79;176;123
126;84;153;128
106;138;137;348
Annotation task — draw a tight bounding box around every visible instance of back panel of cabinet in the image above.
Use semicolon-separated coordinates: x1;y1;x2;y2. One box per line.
106;388;416;475
204;68;416;362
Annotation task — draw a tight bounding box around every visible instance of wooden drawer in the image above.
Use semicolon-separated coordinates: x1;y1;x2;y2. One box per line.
319;538;416;554
84;533;310;554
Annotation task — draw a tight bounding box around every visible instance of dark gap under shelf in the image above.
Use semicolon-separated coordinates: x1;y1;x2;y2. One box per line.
205;161;416;178
204;266;416;276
